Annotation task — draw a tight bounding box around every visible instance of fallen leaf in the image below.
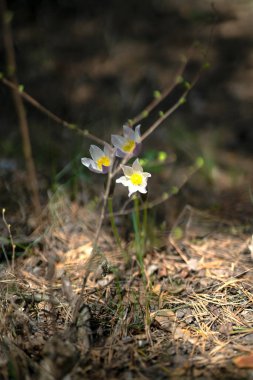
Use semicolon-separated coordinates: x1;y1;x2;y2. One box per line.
151;283;162;295
174;327;197;344
187;258;200;271
147;264;159;276
233;352;253;368
150;309;176;331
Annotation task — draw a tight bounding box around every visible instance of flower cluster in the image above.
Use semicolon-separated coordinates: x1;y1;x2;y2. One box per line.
81;125;151;197
116;158;151;197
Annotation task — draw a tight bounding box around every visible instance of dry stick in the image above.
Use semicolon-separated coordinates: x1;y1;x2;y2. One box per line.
1;42;202;307
128;56;188;127
111;68;202;179
71;164;115;323
0;77;106;147
2;208;16;270
106;162;201;218
0;43;196;150
72;70;202;320
127;33;208;129
142;69;201;142
1;61;202;303
0;62;191;150
0;53;193;151
0;21;211;152
0;0;41;217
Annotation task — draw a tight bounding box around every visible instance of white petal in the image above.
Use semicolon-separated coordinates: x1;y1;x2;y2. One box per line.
121;165;133;177
128;189;136;197
137;186;147;194
115;148;127;158
116;176;129;187
132;158;143;172
111;135;126;148
128;184;138;197
123;125;135;139
133;142;142;156
90;167;103;173
103;144;113;158
90;145;104;161
140;178;148;187
89;160;102;173
81;157;93;168
81;158;101;173
142;172;151;179
134;124;141;142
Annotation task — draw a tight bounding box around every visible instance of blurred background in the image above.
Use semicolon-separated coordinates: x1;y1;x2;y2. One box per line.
1;0;253;229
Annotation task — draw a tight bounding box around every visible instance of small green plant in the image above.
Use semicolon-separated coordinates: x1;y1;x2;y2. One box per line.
81;125;152;279
0;46;205;341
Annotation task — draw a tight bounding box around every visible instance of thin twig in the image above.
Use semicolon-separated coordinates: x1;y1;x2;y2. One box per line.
111;67;202;179
141;68;201;143
106;161;200;217
0;76;107;147
1;244;11;268
2;208;16;270
72;159;115;323
128;55;189;127
0;0;41;217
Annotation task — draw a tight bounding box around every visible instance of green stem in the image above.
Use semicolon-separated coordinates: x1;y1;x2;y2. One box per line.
132;196;146;280
108;197;122;250
142;200;148;253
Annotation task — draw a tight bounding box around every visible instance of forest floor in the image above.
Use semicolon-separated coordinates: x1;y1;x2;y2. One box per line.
1;1;253;379
1;161;253;380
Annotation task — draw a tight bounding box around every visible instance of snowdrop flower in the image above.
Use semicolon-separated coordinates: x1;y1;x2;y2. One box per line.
116;158;151;197
81;144;112;174
111;125;141;158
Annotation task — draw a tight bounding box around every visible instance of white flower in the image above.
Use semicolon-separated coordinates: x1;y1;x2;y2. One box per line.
81;144;112;174
111;125;141;158
116;158;151;197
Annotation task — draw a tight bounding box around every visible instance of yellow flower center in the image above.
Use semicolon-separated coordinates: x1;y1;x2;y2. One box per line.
130;173;143;186
122;139;135;153
97;156;110;170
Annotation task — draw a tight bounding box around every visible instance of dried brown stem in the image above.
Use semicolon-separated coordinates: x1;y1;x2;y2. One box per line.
128;56;188;127
111;67;202;179
0;76;106;147
72;162;115;323
106;161;200;218
0;0;41;217
2;208;16;270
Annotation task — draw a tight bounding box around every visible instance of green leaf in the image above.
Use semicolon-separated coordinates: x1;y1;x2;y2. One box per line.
176;75;184;84
172;227;183;240
179;97;186;105
142;110;149;118
171;186;179;195
139;158;147;166
153;90;161;99
162;192;169;200
18;84;24;92
184;81;191;90
158;151;167;162
203;62;210;70
195;156;204;168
